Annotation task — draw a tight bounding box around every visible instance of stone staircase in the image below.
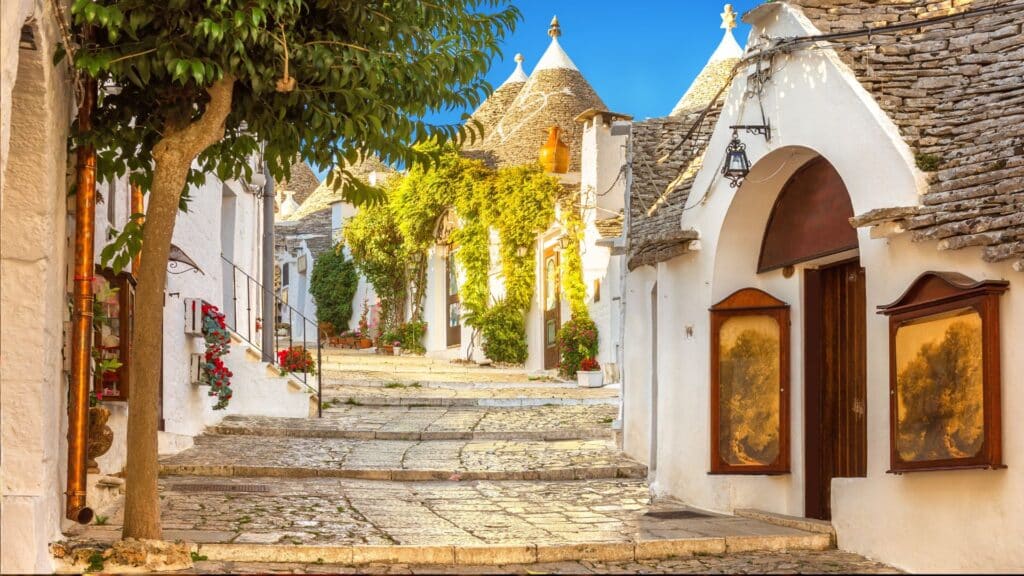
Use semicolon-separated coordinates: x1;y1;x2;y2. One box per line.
62;352;833;570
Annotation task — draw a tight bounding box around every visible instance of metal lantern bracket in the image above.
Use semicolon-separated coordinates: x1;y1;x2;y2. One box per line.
729;123;772;142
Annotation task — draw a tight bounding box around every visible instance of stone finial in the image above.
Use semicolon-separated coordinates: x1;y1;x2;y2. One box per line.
515;53;524;63
721;4;737;30
549;15;561;38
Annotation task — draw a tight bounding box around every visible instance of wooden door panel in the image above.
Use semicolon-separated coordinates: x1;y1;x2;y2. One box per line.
543;247;560;370
446;250;461;348
805;260;867;520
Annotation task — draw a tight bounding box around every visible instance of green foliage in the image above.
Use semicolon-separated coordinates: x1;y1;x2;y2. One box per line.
558;317;599;378
915;152;942;172
70;0;521;265
94;514;109;526
492;165;558;311
346;150;563;365
86;551;105;573
396;321;427;354
343;190;407;334
308;244;358;333
476;300;528;364
558;190;590;320
190;552;208;562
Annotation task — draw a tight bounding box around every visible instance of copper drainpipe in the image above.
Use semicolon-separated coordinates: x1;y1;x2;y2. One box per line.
66;71;98;524
131;182;144;272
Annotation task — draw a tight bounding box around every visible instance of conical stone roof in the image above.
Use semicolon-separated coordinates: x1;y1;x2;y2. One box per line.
670;7;743;117
284;155;395;222
276;160;320;207
465;54;529;147
481;17;606;171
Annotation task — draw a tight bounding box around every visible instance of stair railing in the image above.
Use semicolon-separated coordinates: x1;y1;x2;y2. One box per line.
221;254;323;417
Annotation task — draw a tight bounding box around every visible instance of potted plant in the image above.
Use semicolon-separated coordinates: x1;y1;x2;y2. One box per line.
356;301;373;348
577;357;603;388
277;346;317;375
557;317;599;379
392;340;402;356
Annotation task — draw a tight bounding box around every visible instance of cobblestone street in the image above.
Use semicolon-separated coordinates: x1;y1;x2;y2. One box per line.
65;351;895;573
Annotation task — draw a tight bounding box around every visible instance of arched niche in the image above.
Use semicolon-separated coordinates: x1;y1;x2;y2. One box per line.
757;157;858;273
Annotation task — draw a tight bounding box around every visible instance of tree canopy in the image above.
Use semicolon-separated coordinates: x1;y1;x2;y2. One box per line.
71;0;520;200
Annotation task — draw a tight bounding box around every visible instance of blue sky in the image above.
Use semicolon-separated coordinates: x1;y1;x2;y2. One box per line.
430;0;762;125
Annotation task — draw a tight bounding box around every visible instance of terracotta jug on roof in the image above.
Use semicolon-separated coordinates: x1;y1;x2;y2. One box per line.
540;126;570;174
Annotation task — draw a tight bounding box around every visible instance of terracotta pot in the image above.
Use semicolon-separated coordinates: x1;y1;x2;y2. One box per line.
539;126;570;174
358;338;373;349
87;405;114;473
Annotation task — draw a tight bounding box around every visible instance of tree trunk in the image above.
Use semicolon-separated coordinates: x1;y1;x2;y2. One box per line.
122;77;235;539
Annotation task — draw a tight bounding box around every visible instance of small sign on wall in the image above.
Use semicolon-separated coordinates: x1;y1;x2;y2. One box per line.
189;353;204;385
297;254;308;273
184;298;203;335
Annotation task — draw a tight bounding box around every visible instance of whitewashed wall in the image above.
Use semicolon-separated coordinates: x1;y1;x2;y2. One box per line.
1;2;72;572
622;3;1024;572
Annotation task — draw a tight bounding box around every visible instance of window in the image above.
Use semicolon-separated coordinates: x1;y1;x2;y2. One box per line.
879;272;1008;473
709;288;790;474
93;266;136;401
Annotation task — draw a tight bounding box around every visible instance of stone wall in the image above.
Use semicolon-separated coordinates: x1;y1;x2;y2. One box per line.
788;0;1024;268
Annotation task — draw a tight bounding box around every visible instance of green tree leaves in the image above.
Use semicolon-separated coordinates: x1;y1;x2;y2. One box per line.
70;0;520;205
308;245;359;334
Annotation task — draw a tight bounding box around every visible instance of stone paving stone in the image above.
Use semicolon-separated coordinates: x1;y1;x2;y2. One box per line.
213;404;617;441
70;476;829;553
160;434;643;480
321;384;619;407
183;549;899;574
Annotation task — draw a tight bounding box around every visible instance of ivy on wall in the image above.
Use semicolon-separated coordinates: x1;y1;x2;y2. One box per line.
557;188;590;321
345;145;588;364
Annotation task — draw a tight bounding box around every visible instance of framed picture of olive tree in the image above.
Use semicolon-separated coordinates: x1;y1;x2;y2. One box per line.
879;272;1008;473
709;288;790;475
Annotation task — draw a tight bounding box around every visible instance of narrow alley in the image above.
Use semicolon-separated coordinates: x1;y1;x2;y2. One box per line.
62;351;895;574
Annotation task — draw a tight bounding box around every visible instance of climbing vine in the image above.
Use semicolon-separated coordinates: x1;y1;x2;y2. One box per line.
346;146;582;364
201;303;233;410
557;188;590;320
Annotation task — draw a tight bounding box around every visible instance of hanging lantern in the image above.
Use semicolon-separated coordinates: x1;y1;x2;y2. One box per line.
721;131;751;188
540;126;570;174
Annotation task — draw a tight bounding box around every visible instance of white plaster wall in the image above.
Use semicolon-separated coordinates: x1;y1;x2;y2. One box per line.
622;3;1024;571
0;3;72;572
622;265;656;465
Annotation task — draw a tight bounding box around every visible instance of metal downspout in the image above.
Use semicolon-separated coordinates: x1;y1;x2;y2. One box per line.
66;74;97;524
617;124;634;441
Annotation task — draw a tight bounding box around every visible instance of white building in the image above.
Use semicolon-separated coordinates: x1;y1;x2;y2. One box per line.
617;2;1024;572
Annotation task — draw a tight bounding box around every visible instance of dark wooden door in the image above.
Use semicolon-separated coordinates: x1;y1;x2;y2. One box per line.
446;249;461;347
804;259;867;520
543;246;561;370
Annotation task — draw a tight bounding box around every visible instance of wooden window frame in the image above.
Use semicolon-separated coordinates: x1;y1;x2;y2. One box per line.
709;288;791;475
93;265;136;401
878;271;1008;474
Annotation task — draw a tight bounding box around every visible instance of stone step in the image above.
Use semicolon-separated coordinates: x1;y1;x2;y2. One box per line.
321;384;620;408
212;405;617;441
159;434;645;481
320;375;574;389
66;477;832;566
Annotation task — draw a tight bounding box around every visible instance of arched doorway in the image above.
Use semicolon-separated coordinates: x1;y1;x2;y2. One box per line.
759;156;867;520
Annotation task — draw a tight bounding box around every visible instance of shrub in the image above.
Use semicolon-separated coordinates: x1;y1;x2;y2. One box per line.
397;320;427;354
309;245;359;333
478;301;528;364
558;317;599;378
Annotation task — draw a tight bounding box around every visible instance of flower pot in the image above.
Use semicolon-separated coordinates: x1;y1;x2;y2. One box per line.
358;338;373;349
577;370;604;388
393;346;402;356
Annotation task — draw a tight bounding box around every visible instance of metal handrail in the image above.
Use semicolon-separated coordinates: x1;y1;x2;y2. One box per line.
221;254;323;417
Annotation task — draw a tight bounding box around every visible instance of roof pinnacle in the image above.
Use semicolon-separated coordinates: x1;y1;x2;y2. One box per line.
721;4;737;30
515;53;524;63
548;15;561;38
